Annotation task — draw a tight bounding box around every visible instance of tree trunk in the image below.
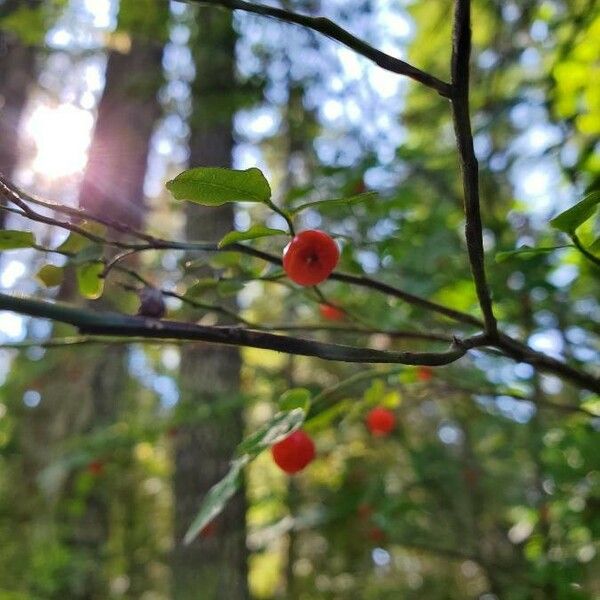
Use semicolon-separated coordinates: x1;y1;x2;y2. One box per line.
17;4;167;596
171;9;248;599
0;0;39;228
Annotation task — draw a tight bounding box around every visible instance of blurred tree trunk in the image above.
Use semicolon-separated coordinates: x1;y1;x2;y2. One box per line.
64;17;167;597
0;0;39;229
171;9;248;599
18;2;168;597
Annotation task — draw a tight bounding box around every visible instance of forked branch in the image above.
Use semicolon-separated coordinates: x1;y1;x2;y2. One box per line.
184;0;453;97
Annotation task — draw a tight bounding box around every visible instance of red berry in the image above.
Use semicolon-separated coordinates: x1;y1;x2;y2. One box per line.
416;366;433;382
319;303;344;321
353;179;367;194
366;407;395;436
357;503;373;521
368;526;386;544
283;230;339;286
271;429;316;474
87;460;104;476
200;521;217;538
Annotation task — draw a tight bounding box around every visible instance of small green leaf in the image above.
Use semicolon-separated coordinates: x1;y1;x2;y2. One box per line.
235;408;306;459
56;233;88;254
305;400;352;433
207;252;242;270
589;237;600;252
291;192;377;215
279;388;311;412
0;230;35;250
218;225;287;248
70;244;103;265
550;191;600;233
217;280;245;297
166;167;271;206
495;245;567;263
36;264;64;288
184;278;219;298
183;458;247;545
581;396;600;417
76;262;104;299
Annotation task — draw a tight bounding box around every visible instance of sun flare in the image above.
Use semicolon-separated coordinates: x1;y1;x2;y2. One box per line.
24;103;94;179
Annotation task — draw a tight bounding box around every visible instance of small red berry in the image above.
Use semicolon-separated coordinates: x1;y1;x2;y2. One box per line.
416;366;433;382
271;429;316;474
200;521;218;538
368;526;386;544
353;179;367;194
366;407;395;436
357;503;373;521
87;460;104;476
283;230;339;286
319;303;344;321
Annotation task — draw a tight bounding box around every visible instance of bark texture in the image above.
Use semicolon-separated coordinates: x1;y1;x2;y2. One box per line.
0;0;39;228
171;8;248;599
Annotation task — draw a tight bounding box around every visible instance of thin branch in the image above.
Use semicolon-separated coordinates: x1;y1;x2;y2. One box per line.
450;0;498;336
0;336;184;348
571;233;600;269
2;175;482;329
183;0;453;97
0;292;474;366
440;382;597;418
2;176;597;391
496;332;600;395
261;324;453;343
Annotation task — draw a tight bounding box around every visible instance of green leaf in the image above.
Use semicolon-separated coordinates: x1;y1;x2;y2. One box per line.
549;191;600;233
76;262;104;299
235;408;306;459
217;280;245;297
183;457;248;545
0;6;46;45
70;244;103;265
589;237;600;252
166;167;271;206
184;407;307;545
495;245;567;263
207;252;242;270
0;230;35;250
184;278;218;298
291;192;377;215
279;388;311;412
56;233;88;254
36;264;64;288
581;396;600;416
218;225;287;248
305;400;352;432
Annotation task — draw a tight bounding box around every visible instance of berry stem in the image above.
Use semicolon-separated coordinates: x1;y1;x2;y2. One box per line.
266;199;296;236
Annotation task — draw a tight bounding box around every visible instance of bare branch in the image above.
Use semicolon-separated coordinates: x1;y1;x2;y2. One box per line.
0;292;472;366
182;0;453;97
571;233;600;269
450;0;498;336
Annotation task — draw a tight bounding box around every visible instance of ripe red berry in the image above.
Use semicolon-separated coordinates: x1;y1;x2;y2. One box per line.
366;407;395;436
416;366;433;382
319;303;344;321
283;230;339;286
357;502;373;521
271;429;316;474
87;460;104;476
353;179;367;194
200;521;218;538
368;526;386;544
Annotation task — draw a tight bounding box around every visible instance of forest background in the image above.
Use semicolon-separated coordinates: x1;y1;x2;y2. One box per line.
0;0;598;598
